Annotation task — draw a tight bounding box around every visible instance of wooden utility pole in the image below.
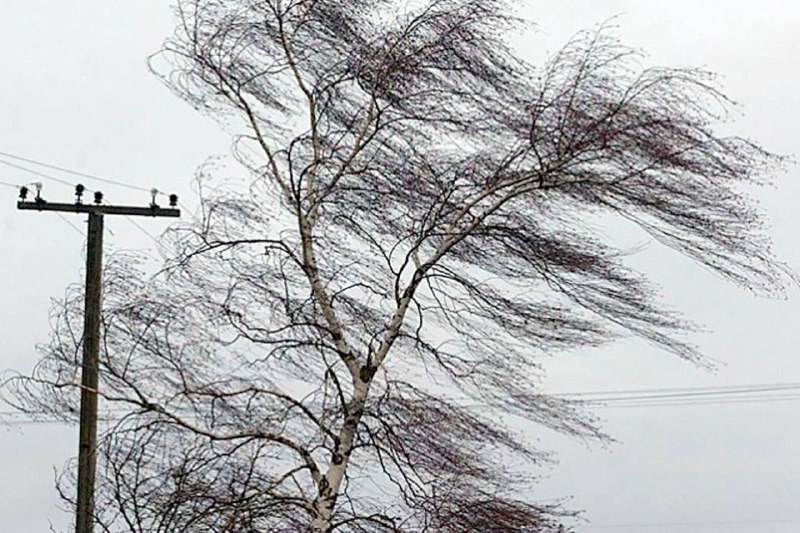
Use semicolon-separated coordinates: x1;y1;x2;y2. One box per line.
75;210;103;533
17;185;179;533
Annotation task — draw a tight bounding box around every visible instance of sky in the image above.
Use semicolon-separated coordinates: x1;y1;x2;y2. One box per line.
1;1;799;532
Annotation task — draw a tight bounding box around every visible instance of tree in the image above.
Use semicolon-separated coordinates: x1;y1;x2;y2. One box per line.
4;1;793;531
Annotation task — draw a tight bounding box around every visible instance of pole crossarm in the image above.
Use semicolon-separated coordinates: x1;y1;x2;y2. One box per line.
17;200;180;218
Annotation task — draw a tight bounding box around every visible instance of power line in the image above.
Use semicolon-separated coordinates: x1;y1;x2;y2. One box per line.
0;416;118;427
4;380;800;426
0;158;78;189
591;394;800;409
0;159;135;204
2;177;85;235
124;216;170;256
55;212;86;238
0;149;199;220
0;150;157;194
457;395;800;411
581;384;800;404
563;383;800;409
1;154;176;248
584;516;800;529
448;382;800;406
0;178;25;190
554;381;800;397
125;216;159;243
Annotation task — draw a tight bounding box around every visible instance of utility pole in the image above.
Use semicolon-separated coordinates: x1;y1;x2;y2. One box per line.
17;184;179;533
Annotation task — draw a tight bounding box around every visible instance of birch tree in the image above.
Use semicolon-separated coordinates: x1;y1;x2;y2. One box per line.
6;0;793;531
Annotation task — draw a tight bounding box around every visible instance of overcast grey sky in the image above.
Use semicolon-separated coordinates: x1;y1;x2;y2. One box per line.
1;2;799;532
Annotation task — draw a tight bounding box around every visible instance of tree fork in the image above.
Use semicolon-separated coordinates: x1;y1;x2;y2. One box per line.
310;381;370;533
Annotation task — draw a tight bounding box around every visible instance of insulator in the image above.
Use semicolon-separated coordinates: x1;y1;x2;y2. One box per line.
94;191;103;204
18;186;28;200
169;193;178;207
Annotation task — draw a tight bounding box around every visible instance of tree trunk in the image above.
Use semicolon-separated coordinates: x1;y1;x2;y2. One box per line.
310;379;370;532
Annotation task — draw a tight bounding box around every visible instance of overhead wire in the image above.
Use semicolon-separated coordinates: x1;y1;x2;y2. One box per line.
591;395;800;409
0;149;199;220
124;215;171;257
570;383;800;409
2;151;799;409
2;176;86;236
584;516;800;529
54;211;86;238
553;381;800;397
0;159;76;188
435;381;800;411
0;154;174;250
0;149;158;194
578;383;800;405
2;154;797;530
0;157;153;207
4;381;800;426
0;178;26;190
